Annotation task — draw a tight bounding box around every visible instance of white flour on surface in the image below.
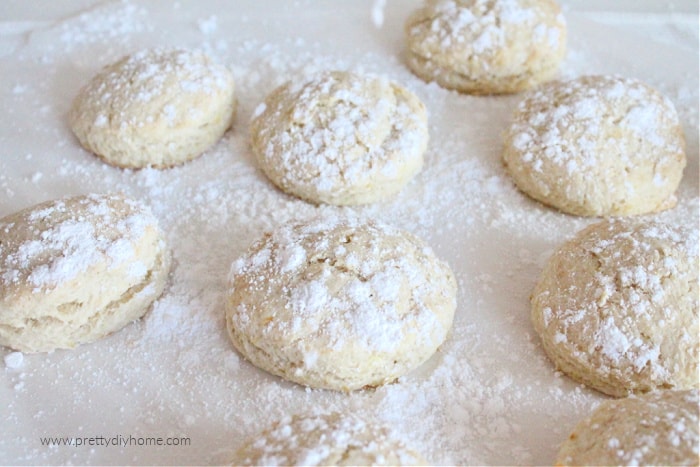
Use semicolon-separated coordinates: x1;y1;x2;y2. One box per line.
0;0;698;465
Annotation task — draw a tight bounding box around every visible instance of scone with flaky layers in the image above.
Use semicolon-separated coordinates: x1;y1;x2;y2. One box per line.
0;193;171;352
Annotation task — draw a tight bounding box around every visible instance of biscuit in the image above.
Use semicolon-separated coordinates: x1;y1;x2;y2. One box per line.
556;389;700;466
233;412;427;466
69;48;236;169
0;193;171;353
531;219;699;397
225;216;456;391
249;71;428;205
503;75;686;216
404;0;566;94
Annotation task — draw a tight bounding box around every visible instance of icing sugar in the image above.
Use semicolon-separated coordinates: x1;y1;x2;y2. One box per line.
0;2;697;466
231;217;449;353
236;412;422;466
546;220;697;387
252;71;426;195
3;351;24;369
77;48;232;128
509;75;684;175
0;194;155;292
371;0;387;28
412;0;563;56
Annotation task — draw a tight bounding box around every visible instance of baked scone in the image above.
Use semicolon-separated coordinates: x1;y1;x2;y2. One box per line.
249;71;428;205
531;219;699;397
404;0;567;94
69;48;236;169
503;75;686;216
0;193;171;352
225;216;457;391
556;389;700;466
233;412;427;466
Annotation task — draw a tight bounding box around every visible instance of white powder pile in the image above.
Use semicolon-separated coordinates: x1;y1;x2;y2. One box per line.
371;0;387;28
4;351;24;369
0;1;698;466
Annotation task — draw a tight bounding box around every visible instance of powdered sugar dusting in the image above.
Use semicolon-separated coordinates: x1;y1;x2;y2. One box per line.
503;74;687;215
371;0;387;28
0;1;698;466
557;390;699;465
408;0;565;67
0;194;156;293
507;75;684;172
534;219;698;395
228;216;454;357
74;48;233;129
250;70;427;204
57;1;148;51
4;351;24;369
234;412;425;466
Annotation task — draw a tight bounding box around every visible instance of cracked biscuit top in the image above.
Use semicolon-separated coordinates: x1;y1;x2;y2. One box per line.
224;215;456;391
232;412;427;466
531;219;699;397
503;75;686;216
69;48;236;168
249;70;428;205
404;0;566;94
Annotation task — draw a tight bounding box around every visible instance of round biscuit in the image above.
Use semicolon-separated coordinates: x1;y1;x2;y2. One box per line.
503;75;686;216
249;71;428;205
404;0;567;94
556;390;699;466
224;216;457;391
531;219;699;397
69;48;236;169
233;412;427;466
0;193;171;352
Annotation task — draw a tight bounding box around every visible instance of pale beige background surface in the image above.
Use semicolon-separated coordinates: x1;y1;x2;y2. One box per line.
0;1;698;465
